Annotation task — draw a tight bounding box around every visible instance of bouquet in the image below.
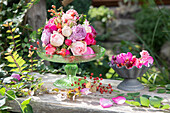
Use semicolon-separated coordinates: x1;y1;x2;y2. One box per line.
111;50;154;69
41;6;97;57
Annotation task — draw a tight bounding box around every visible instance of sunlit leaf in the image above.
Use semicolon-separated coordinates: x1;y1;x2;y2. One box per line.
149;97;161;108
0;88;6;96
52;88;59;92
161;104;170;109
6;90;16;100
9;22;13;26
7;63;17;67
14;35;20;39
3;24;8;27
7;36;13;39
6;30;11;33
12;28;16;32
140;96;149;107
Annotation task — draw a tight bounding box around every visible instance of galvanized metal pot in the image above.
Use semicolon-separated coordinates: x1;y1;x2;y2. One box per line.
109;62;150;91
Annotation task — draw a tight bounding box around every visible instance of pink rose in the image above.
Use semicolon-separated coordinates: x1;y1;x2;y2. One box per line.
66;9;79;20
66;50;70;56
65;39;72;46
50;32;64;47
41;28;51;45
11;73;21;81
90;25;97;37
62;14;77;26
83;47;95;59
140;50;150;58
83;33;96;45
70;41;87;55
45;44;56;55
62;26;72;37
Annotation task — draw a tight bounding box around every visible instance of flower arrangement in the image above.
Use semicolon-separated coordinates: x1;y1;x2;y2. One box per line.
41;6;97;57
111;50;154;69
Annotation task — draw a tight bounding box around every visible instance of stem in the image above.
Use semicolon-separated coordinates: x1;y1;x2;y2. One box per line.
5;92;25;113
31;54;33;72
10;52;22;74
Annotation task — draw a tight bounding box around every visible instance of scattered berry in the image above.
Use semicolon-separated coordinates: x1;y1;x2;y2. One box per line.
91;73;94;76
90;76;92;79
94;81;96;84
34;47;37;50
108;84;111;87
100;91;103;94
99;74;102;77
100;78;103;80
78;86;81;90
52;5;56;9
78;78;81;81
93;78;96;80
37;41;39;45
111;89;113;92
30;45;33;48
84;76;87;79
96;77;99;80
78;82;80;85
74;81;77;84
29;48;31;51
109;91;112;94
100;83;102;85
71;84;73;86
105;89;108;93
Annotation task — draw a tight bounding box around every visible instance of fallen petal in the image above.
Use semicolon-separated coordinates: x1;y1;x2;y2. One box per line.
80;88;92;95
100;98;113;108
112;96;126;104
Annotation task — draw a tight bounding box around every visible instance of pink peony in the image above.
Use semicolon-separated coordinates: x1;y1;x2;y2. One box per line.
11;73;21;81
83;33;96;45
70;41;87;55
45;44;56;55
50;32;64;47
83;47;95;59
41;28;51;45
100;98;113;108
112;96;126;105
70;24;86;42
65;39;72;46
140;50;150;58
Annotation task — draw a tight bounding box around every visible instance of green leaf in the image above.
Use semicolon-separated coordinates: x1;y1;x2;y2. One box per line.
125;96;134;100
0;87;6;96
21;98;31;106
14;35;20;39
6;30;11;33
149;97;161;108
166;91;170;94
140;96;149;107
6;90;16;100
23;104;33;113
7;36;13;39
157;89;166;93
0;106;12;110
12;28;16;32
8;63;17;67
5;56;14;62
116;93;124;96
166;84;170;90
0;97;6;107
131;101;141;106
142;95;151;99
161;104;170;109
149;87;156;92
153;96;163;102
127;92;140;97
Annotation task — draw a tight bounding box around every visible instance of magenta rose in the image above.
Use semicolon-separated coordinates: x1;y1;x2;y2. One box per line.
70;24;86;42
11;73;21;81
66;50;70;56
45;17;58;33
70;41;87;55
83;33;96;45
41;28;51;45
50;32;64;47
45;44;56;55
83;47;95;59
65;39;72;46
90;25;97;37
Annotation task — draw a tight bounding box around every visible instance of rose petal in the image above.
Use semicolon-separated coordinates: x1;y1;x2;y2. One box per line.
80;88;92;95
112;96;126;105
100;98;113;108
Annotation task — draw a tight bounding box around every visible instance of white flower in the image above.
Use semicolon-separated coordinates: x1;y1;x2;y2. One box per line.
62;26;72;37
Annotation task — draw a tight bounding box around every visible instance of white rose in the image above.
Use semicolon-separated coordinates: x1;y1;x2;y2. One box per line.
62;26;72;37
50;31;64;47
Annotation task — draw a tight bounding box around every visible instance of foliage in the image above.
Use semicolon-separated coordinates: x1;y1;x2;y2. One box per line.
134;7;170;53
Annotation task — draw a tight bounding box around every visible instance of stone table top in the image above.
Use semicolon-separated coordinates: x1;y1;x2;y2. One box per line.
7;73;170;113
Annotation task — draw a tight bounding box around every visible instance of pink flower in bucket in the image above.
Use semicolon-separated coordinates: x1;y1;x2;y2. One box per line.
100;98;113;108
112;96;126;105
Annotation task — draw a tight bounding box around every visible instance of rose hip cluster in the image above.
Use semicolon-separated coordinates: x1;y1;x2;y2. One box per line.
111;50;154;69
41;6;97;58
71;73;115;94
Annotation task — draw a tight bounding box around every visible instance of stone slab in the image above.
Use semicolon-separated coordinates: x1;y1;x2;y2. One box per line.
7;73;170;113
